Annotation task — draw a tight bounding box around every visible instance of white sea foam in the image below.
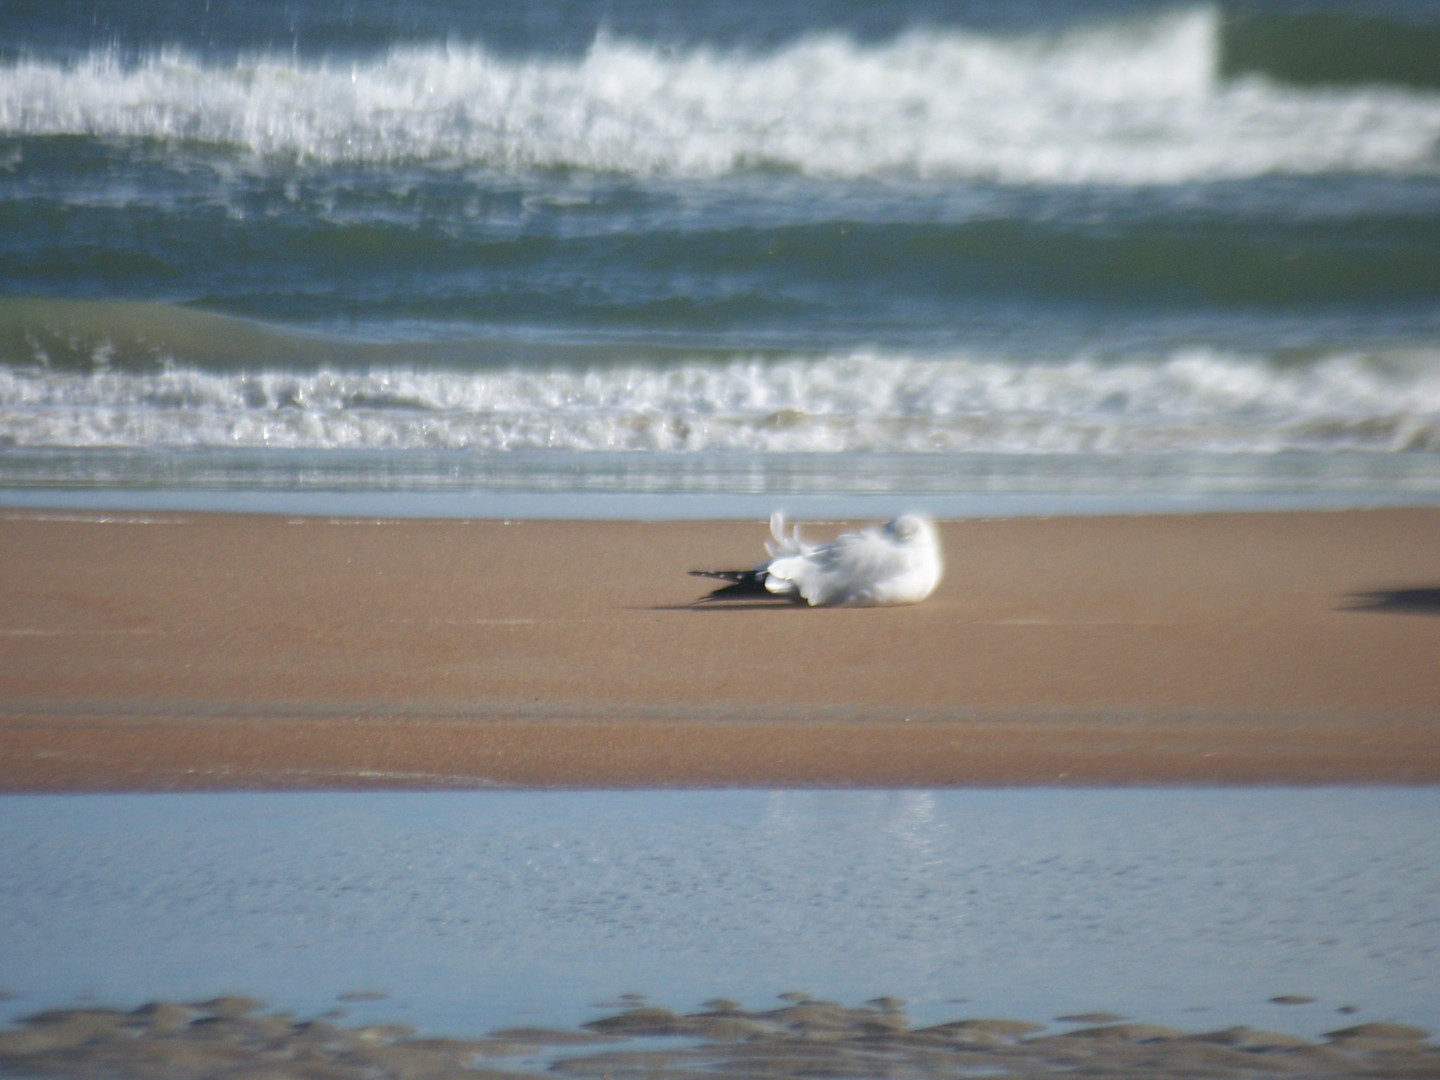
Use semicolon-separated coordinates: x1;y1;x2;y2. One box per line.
2;8;1438;183
3;348;1439;454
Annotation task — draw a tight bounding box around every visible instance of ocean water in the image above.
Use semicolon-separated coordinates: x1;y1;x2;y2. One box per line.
2;789;1438;1038
2;0;1440;514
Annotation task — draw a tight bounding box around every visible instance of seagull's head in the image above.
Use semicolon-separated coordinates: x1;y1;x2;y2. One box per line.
885;514;933;544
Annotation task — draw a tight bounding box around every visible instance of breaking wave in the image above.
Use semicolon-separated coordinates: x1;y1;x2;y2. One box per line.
3;8;1439;183
4;346;1440;456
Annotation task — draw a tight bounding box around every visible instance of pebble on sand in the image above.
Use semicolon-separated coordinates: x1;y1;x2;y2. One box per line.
1057;1012;1129;1023
1326;1022;1434;1044
337;990;390;1002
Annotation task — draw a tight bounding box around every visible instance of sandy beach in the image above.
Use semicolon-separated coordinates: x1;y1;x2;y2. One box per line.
1;507;1437;789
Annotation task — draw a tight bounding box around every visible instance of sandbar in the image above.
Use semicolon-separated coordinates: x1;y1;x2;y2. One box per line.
1;508;1437;789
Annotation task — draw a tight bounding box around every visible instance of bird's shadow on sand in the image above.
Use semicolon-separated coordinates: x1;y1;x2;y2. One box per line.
1341;586;1440;615
647;601;810;612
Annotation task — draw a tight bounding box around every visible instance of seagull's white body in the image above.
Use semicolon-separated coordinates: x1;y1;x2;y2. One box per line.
760;512;943;606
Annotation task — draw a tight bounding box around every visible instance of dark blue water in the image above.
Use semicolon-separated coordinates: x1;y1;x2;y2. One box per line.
2;0;1439;511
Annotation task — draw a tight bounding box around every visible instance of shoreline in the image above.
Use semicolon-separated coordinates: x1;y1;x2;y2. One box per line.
2;995;1435;1080
5;484;1440;524
2;507;1438;790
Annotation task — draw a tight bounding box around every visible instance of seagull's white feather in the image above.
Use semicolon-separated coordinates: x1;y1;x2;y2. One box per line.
760;513;942;606
765;511;812;560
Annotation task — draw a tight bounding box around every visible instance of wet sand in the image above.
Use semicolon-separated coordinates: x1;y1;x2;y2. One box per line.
2;996;1435;1080
1;508;1438;789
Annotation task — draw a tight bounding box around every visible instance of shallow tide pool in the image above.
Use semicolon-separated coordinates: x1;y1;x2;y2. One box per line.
1;788;1436;1039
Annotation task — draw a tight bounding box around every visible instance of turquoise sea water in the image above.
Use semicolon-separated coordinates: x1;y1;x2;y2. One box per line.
2;0;1440;514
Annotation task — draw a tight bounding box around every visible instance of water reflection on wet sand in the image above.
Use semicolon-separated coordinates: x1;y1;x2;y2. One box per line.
1;789;1437;1046
2;994;1436;1080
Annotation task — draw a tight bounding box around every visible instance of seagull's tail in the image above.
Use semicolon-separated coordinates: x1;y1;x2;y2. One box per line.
687;568;773;602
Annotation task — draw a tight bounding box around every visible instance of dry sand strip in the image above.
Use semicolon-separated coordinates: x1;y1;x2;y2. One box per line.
1;508;1438;790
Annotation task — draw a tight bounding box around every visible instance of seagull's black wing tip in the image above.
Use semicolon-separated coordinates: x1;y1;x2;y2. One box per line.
688;568;772;602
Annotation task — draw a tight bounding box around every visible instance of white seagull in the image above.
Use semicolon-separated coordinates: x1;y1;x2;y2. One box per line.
691;512;943;606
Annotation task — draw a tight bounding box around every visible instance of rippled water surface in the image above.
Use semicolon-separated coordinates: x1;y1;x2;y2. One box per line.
1;789;1436;1037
